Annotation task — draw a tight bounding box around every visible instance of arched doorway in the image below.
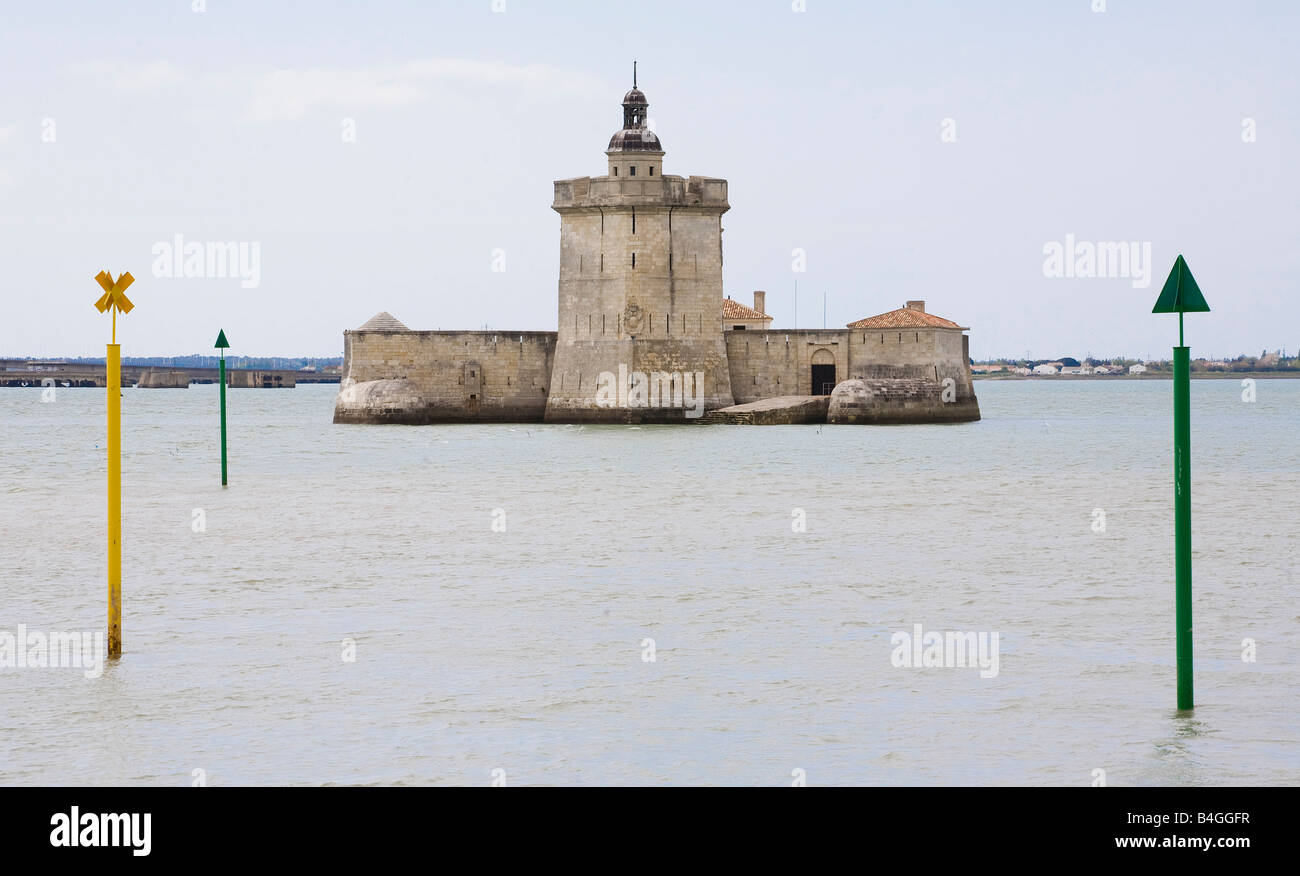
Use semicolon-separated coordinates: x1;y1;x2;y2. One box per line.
811;349;836;396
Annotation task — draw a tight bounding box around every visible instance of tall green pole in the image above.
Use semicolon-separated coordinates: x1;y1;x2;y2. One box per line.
215;329;230;487
1152;255;1209;711
1173;341;1192;709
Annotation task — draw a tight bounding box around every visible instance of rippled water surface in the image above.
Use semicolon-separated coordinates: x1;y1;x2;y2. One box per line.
1;379;1297;785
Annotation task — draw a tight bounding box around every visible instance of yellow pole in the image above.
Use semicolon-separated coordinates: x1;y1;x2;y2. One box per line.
107;342;121;658
94;269;134;658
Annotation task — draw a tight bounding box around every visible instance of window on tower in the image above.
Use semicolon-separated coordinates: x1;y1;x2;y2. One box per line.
613;167;618;176
630;166;636;176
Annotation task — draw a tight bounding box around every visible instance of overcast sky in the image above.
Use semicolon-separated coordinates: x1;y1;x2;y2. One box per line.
1;0;1295;360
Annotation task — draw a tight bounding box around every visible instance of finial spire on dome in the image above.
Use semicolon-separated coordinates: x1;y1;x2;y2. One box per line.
633;60;637;89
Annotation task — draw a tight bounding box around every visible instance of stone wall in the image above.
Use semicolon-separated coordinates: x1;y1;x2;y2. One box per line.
136;369;190;388
336;323;978;425
228;370;296;388
726;330;851;401
333;330;556;424
725;327;979;422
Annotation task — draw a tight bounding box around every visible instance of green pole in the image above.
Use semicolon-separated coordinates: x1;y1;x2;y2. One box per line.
1173;343;1192;709
219;354;227;486
215;328;230;487
1153;255;1207;711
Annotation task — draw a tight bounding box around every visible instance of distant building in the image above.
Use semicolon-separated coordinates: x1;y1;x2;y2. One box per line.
722;292;774;331
1033;364;1058;375
1129;364;1147;374
1093;366;1110;374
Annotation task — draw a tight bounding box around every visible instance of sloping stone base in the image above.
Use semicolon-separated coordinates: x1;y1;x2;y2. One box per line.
826;378;980;424
699;396;831;425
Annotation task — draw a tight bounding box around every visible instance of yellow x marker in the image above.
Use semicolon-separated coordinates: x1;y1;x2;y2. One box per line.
94;270;136;344
93;270;135;315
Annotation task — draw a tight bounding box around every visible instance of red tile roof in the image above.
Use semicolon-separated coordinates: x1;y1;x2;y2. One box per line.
721;298;771;320
847;307;963;330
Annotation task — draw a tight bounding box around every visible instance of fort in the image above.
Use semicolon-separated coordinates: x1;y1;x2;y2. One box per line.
333;73;979;426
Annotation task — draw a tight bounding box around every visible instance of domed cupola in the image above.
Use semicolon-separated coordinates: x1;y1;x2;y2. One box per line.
606;63;664;178
622;86;648;110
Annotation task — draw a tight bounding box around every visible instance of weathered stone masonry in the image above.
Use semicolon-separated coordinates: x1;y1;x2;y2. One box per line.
334;325;555;424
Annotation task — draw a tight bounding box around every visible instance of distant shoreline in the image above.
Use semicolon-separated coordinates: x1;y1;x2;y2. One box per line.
973;372;1297;380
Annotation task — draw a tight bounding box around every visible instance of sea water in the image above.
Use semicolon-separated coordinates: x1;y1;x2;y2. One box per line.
1;379;1296;785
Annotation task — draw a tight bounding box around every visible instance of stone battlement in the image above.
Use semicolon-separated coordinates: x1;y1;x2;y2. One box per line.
553;175;728;210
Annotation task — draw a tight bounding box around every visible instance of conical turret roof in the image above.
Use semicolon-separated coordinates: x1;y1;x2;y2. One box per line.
358;312;409;331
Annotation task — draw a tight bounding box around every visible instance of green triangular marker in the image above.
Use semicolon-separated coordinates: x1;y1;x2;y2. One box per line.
1152;254;1211;314
214;329;230;349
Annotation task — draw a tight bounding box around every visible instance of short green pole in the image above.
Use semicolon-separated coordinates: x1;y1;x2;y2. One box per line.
215;329;230;487
1152;255;1208;712
1173;341;1192;709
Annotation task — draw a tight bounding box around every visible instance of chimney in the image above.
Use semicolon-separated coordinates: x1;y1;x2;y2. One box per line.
753;291;766;315
906;300;925;313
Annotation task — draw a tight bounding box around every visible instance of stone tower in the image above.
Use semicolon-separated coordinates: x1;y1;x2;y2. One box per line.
545;70;735;422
